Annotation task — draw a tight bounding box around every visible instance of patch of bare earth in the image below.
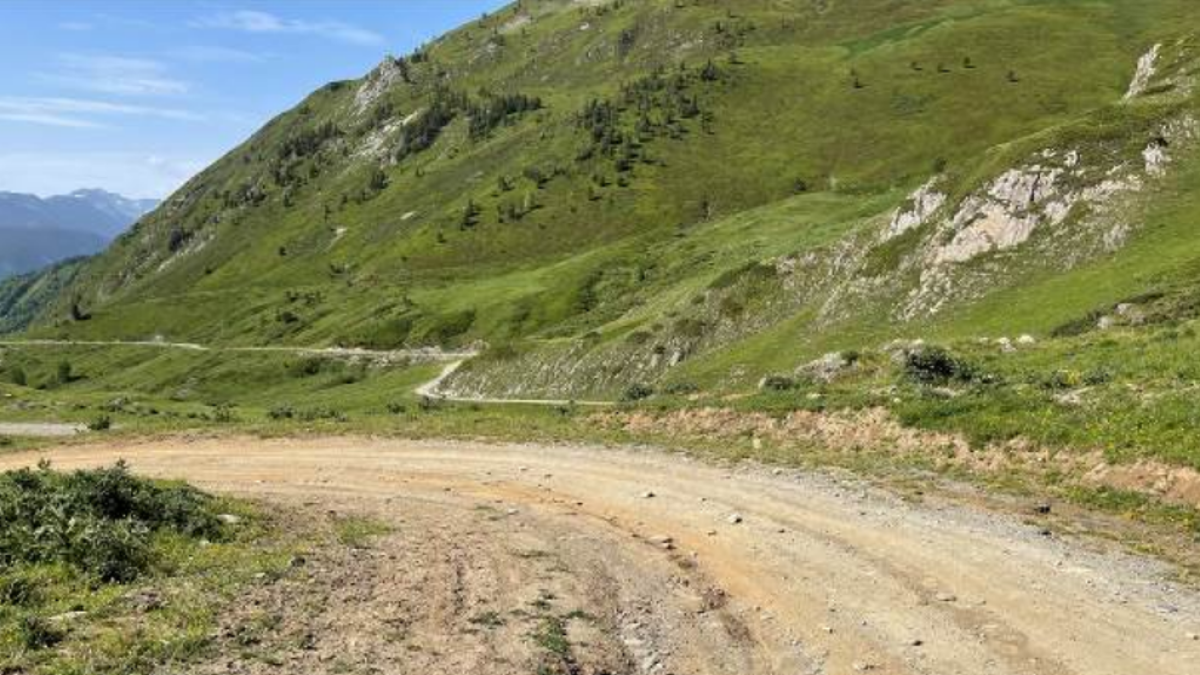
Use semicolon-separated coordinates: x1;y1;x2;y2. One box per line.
593;407;1200;509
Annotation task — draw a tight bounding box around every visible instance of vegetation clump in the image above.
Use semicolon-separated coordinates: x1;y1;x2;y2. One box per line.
0;461;226;583
902;346;977;385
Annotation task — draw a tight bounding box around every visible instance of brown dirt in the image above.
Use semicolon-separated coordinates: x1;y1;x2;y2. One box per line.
595;407;1200;509
2;435;1198;674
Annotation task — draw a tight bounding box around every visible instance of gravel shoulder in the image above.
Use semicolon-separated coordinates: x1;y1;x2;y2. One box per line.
0;422;84;437
2;435;1197;674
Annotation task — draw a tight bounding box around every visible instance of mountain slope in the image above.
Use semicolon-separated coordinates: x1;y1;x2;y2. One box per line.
7;0;1200;399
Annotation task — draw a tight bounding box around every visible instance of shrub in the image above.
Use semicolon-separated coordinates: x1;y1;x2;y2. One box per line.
903;346;976;385
663;381;699;395
87;415;112;432
18;615;63;650
288;358;326;378
0;462;224;582
56;360;74;385
267;405;295;420
760;375;796;391
622;384;655;402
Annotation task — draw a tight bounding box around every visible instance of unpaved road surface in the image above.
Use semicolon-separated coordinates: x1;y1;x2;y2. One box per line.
3;436;1198;675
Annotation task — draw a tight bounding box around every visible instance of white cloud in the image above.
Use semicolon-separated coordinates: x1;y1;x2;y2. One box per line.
193;10;385;47
0;152;210;199
0;97;205;129
58;21;94;32
43;54;190;96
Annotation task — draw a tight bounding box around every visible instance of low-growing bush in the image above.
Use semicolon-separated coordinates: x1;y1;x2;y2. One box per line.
268;404;295;420
760;375;797;391
622;383;655;402
903;346;977;385
0;462;226;582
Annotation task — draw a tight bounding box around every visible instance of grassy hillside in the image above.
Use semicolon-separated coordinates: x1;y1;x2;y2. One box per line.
4;0;1198;401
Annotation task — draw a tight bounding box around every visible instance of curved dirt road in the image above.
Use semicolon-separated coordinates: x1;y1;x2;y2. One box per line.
2;436;1197;674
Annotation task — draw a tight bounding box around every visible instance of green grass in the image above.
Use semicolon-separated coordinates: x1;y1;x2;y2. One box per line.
333;515;392;549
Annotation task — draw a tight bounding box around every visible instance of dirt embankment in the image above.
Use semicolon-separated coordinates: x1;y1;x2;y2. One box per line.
594;407;1200;509
2;436;1198;674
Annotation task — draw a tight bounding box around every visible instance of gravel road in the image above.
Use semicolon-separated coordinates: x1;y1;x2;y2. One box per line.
2;436;1197;674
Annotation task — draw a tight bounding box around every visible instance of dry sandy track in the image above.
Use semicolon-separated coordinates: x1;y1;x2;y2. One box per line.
2;436;1198;674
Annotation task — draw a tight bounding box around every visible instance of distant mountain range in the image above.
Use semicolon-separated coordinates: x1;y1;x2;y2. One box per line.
0;189;158;278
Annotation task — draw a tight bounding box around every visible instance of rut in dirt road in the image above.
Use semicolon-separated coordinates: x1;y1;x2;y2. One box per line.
4;436;1199;675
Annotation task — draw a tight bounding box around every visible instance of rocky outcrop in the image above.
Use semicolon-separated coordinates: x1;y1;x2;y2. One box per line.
934;166;1066;264
1125;43;1162;100
354;57;407;116
883;179;946;241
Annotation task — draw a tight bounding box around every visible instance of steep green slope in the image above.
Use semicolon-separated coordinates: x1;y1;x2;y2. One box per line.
8;0;1200;399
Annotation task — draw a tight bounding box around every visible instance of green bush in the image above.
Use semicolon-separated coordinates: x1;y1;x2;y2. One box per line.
760;375;797;391
0;462;225;582
622;383;655;402
18;615;63;650
903;346;977;385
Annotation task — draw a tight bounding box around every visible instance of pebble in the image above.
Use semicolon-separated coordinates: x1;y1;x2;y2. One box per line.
727;513;744;525
935;591;957;603
216;513;241;525
1187;632;1199;641
642;491;656;499
649;535;675;550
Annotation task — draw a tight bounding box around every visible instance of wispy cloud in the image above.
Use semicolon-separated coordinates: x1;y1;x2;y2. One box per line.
192;10;385;47
171;45;269;64
57;21;94;32
41;54;190;96
0;97;205;129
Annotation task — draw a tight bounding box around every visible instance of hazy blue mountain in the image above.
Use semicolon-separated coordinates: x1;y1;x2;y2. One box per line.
0;189;157;278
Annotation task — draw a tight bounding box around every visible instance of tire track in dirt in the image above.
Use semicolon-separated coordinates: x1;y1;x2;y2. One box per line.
2;436;1198;674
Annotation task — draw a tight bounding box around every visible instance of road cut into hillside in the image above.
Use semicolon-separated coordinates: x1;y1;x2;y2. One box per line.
2;436;1197;675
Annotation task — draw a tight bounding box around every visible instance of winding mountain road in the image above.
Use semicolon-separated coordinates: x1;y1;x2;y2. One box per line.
2;435;1197;674
0;338;606;407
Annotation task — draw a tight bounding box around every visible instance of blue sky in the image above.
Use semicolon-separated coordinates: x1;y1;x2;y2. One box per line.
0;0;507;199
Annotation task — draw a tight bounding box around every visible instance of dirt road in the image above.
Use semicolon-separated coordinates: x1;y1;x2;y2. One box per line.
2;436;1197;674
